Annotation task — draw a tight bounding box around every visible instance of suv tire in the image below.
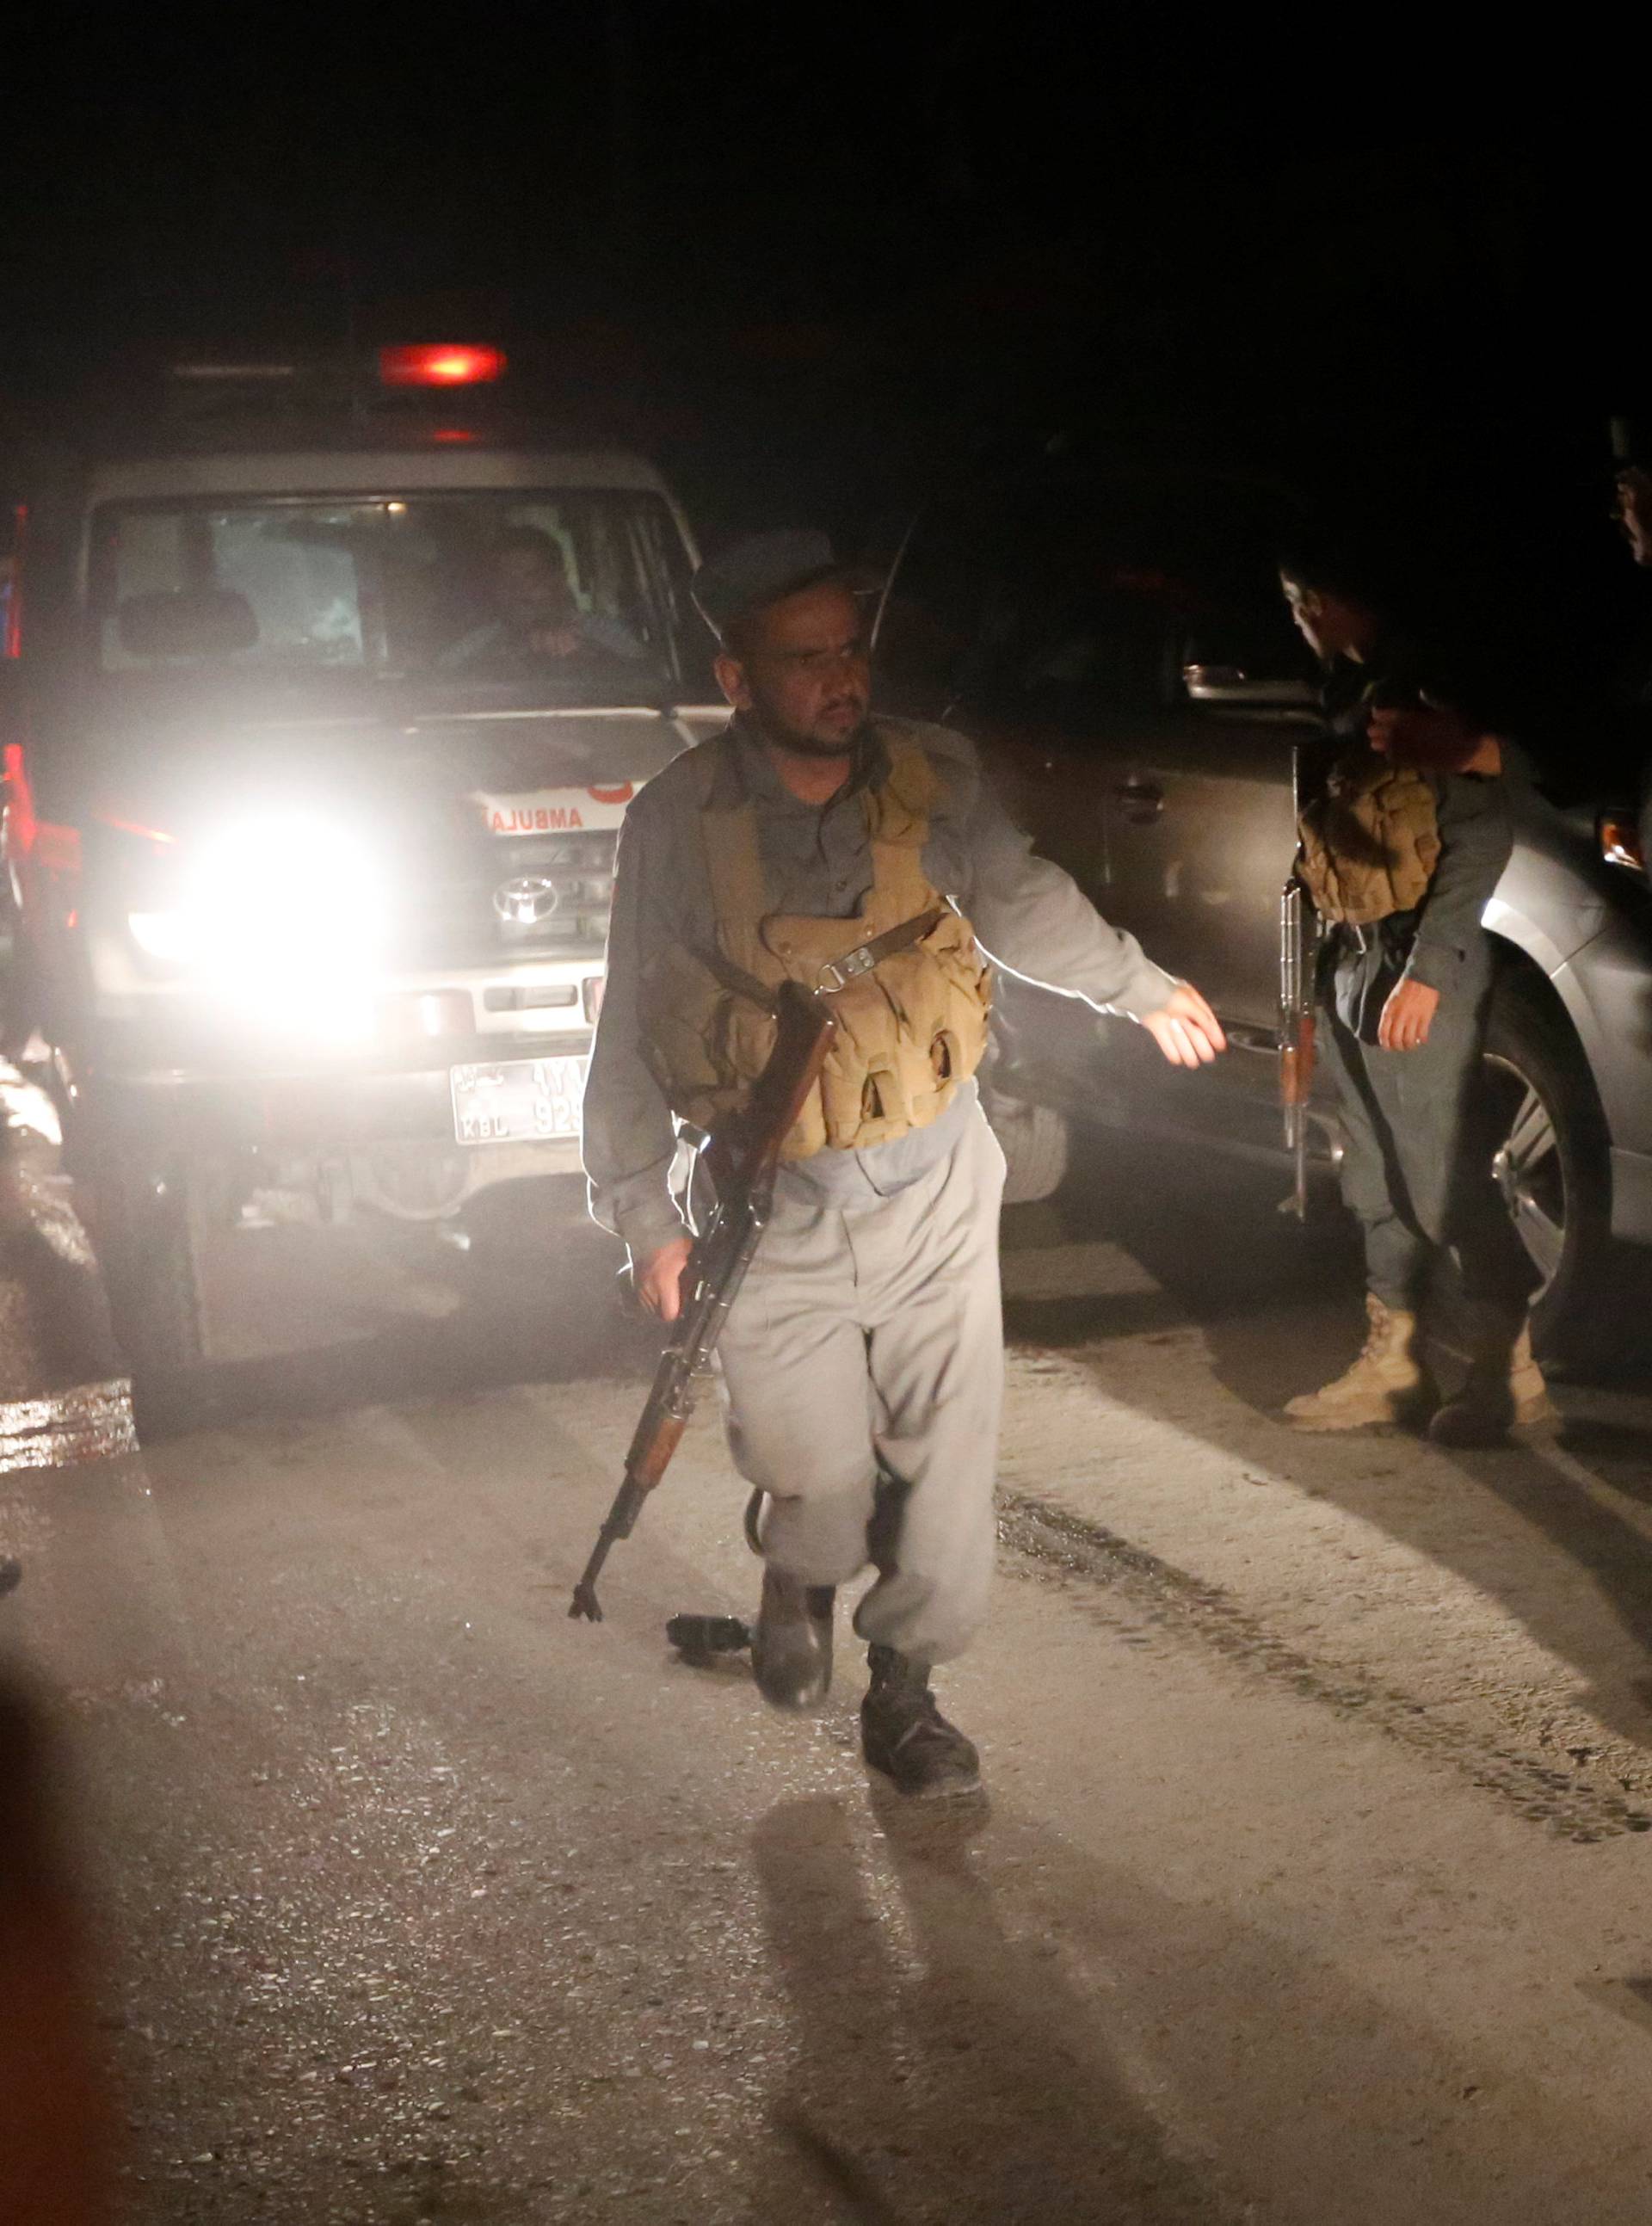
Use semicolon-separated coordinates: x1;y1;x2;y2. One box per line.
1480;971;1613;1367
983;1087;1071;1206
73;1125;207;1387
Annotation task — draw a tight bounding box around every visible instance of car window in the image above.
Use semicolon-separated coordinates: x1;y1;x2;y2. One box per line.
978;559;1200;715
878;475;1308;718
89;490;699;698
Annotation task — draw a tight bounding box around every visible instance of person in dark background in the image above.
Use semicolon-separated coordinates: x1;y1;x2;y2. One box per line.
439;526;644;676
1608;416;1652;867
1612;419;1652;576
1276;525;1553;1446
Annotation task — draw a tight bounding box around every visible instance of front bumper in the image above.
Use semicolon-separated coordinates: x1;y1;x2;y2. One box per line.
65;931;608;1216
74;933;602;1153
73;1028;596;1224
89;1029;591;1155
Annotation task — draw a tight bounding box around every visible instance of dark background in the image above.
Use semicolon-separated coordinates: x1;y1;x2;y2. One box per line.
1;10;1643;586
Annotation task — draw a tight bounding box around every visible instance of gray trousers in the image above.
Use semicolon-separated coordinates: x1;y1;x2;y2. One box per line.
1318;959;1528;1323
715;1107;1007;1665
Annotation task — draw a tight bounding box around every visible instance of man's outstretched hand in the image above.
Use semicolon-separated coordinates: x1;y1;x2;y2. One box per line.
636;1235;693;1322
1140;982;1227;1067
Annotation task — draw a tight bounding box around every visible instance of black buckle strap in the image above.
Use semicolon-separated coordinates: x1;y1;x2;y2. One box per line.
692;905;947;1012
815;908;945;994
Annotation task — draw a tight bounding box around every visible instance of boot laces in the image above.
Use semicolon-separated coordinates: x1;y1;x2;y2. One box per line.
1361;1303;1395;1361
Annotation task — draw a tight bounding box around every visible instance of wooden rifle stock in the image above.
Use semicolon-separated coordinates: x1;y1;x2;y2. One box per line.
1279;1023;1316;1104
569;984;837;1624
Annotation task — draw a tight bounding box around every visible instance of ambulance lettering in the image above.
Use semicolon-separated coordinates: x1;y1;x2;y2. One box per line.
474;783;639;835
489;805;585;833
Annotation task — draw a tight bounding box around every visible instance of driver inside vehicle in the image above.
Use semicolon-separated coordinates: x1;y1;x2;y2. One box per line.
439;525;644;676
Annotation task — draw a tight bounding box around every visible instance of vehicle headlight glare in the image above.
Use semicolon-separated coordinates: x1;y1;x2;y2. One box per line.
128;909;200;964
127;814;385;1005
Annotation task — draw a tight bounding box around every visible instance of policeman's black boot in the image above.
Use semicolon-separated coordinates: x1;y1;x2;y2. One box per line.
860;1645;981;1798
751;1569;835;1711
1428;1309;1557;1446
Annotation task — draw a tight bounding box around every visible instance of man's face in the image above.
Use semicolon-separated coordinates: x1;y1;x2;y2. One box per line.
716;580;872;756
494;546;572;630
1281;573;1372;663
1615;470;1652;567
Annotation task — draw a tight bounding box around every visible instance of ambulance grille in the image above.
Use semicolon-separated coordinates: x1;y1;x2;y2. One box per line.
405;829;617;963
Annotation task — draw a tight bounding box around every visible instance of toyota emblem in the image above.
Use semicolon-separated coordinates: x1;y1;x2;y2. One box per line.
494;873;561;925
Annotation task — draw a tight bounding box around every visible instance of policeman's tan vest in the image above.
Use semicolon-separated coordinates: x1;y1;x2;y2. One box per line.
639;731;993;1161
1297;752;1442;926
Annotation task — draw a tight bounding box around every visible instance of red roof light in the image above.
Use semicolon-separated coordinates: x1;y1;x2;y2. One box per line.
378;344;507;389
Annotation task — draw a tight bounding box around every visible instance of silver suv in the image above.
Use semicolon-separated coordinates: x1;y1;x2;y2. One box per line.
0;353;722;1380
877;466;1652;1360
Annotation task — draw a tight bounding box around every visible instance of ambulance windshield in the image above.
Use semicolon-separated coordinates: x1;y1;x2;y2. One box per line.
89;490;707;701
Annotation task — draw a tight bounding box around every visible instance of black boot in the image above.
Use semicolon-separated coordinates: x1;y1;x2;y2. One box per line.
752;1569;835;1711
860;1645;981;1798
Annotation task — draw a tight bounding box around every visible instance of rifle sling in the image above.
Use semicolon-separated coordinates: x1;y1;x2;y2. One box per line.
695;947;783;1015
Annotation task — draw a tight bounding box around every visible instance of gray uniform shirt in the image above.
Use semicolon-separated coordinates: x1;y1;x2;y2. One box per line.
583;715;1178;1260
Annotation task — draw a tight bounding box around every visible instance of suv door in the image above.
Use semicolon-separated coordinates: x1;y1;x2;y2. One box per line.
876;473;1314;1031
1096;703;1308;1030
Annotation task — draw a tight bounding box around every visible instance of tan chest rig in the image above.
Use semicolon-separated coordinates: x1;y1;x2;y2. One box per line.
638;733;993;1161
1297;749;1442;925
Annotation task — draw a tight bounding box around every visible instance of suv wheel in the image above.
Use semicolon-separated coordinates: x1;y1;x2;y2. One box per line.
1480;973;1612;1365
983;1087;1071;1206
74;1131;207;1387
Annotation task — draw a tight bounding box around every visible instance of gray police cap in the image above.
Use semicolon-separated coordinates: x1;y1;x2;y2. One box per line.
692;528;840;639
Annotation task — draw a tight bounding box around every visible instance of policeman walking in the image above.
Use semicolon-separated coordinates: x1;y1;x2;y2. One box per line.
583;532;1225;1797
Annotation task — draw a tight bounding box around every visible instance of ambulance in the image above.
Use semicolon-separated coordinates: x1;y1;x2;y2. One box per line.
0;346;720;1378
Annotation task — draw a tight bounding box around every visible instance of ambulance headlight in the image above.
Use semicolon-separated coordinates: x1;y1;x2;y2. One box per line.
128;814;384;1033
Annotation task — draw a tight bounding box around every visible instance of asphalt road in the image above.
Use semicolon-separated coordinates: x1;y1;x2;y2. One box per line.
5;1066;1652;2225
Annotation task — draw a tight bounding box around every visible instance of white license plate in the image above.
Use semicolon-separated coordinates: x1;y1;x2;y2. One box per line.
450;1056;589;1145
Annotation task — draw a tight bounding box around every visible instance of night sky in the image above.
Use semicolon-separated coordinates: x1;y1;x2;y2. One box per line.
1;13;1640;546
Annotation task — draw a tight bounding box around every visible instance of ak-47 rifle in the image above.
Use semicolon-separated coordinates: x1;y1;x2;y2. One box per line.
1279;876;1317;1223
569;980;837;1624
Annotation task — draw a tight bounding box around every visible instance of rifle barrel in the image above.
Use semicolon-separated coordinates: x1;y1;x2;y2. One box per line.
568;1472;650;1621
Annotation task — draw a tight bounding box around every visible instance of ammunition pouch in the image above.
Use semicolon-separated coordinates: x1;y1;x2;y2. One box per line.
1298;754;1441;925
639;729;993;1161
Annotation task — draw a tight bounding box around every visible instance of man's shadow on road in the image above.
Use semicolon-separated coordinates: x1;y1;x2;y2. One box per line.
742;1782;1600;2226
744;1793;1231;2226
